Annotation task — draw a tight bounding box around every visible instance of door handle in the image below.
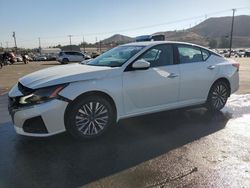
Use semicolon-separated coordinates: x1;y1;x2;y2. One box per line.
207;65;216;70
168;73;179;78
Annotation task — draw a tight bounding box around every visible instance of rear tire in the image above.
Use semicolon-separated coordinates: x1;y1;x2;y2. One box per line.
65;95;116;139
206;81;230;111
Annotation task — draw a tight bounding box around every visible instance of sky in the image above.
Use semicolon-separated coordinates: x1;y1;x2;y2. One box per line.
0;0;249;48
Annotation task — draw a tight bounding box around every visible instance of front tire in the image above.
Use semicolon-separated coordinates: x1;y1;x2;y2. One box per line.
65;95;116;139
206;81;230;111
62;58;69;64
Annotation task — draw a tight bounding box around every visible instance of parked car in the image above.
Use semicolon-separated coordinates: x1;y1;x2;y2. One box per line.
91;52;100;58
16;55;23;62
238;49;245;57
244;51;250;57
27;55;33;61
34;55;47;61
57;51;90;64
8;41;239;139
8;52;17;64
234;52;242;58
46;53;58;61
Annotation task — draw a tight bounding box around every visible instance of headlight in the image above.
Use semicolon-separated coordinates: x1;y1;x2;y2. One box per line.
19;84;67;105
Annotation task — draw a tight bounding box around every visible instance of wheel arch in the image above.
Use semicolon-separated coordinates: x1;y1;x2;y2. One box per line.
64;90;118;123
209;77;231;98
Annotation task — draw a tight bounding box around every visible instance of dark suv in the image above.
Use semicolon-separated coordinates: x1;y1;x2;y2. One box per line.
244;51;250;57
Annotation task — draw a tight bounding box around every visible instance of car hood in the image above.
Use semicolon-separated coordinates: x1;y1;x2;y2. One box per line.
19;63;114;89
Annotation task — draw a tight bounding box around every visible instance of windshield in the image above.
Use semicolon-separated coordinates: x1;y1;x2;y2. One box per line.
86;46;144;67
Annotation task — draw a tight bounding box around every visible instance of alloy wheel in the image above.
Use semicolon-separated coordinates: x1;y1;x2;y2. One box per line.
75;101;109;136
211;83;228;109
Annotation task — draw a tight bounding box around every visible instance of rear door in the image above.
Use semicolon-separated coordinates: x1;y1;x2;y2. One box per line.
75;52;85;61
177;45;218;103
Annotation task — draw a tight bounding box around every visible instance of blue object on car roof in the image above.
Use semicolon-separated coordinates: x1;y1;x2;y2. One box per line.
135;35;152;42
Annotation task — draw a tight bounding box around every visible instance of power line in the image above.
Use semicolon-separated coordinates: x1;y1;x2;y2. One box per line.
2;7;249;47
14;7;241;43
74;9;233;37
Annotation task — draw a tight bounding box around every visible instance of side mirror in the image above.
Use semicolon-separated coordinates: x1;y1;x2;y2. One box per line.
132;59;150;70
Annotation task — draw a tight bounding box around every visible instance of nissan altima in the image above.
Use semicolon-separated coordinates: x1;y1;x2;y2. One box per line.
8;41;239;139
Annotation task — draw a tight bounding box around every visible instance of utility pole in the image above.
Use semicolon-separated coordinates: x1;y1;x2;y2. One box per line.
6;42;8;49
229;9;236;57
38;37;41;54
95;37;98;51
12;32;17;54
83;36;85;52
68;35;72;51
99;40;102;52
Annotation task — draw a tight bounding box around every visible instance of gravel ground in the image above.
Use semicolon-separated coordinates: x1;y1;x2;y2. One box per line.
0;58;249;95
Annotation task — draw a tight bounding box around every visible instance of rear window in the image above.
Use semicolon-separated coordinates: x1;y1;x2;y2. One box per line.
177;45;203;64
74;52;83;56
201;49;210;61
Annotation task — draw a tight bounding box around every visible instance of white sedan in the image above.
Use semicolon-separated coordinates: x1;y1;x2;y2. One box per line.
8;41;239;139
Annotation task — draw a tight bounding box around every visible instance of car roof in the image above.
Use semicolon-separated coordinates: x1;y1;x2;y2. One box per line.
121;41;222;57
122;41;204;47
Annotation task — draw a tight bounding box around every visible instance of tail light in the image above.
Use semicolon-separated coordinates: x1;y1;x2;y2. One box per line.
232;63;240;71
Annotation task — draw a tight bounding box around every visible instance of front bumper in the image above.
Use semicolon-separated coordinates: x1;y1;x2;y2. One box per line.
9;98;68;137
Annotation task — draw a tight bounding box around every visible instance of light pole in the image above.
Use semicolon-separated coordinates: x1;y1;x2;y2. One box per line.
83;36;86;52
12;32;17;54
68;35;72;51
38;37;41;54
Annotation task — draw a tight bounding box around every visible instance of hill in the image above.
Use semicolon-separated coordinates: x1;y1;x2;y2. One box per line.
101;34;134;44
191;15;250;38
154;31;208;46
155;15;250;47
100;15;250;47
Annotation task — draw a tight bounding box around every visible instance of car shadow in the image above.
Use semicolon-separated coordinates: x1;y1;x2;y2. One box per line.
0;108;231;188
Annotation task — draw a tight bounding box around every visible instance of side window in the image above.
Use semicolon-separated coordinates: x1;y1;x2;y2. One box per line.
65;52;73;55
139;45;173;67
76;52;83;56
177;45;203;64
201;49;210;61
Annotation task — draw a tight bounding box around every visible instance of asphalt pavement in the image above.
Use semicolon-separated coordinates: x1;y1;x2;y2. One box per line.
0;93;250;188
0;60;250;187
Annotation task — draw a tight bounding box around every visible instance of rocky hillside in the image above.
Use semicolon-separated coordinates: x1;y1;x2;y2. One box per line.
101;34;134;44
101;15;250;47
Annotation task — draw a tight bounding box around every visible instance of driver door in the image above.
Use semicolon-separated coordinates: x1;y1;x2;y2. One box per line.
122;44;180;115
